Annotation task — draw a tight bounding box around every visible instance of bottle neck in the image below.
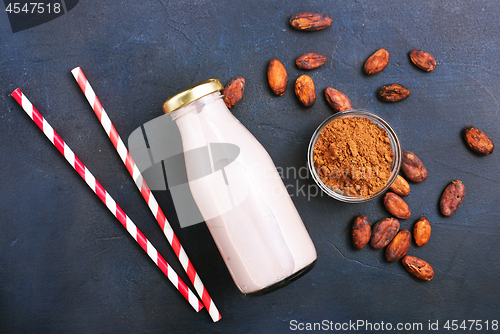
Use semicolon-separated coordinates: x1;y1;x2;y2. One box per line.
170;91;226;152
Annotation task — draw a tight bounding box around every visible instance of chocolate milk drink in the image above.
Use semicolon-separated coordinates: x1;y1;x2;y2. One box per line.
163;79;317;294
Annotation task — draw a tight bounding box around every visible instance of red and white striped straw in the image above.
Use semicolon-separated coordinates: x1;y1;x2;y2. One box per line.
11;88;203;313
71;67;221;322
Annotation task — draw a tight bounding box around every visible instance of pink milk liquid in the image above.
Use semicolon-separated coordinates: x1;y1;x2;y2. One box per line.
171;93;317;294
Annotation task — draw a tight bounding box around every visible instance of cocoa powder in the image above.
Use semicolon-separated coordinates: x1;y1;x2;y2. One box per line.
313;116;394;198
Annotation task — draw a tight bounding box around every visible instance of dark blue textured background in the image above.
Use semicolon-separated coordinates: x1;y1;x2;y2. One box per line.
1;1;499;333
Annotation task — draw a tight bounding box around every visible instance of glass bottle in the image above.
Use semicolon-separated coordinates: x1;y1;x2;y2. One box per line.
163;79;317;295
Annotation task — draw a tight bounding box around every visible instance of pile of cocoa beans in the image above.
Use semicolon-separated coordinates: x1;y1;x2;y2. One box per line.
353;149;469;281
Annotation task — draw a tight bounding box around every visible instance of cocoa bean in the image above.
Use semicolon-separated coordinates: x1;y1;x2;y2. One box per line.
295;75;316;107
377;84;410;102
364;48;389;75
324;87;352;113
267;59;288;96
401;150;428;183
289;13;332;31
413;217;431;246
383;192;411;219
440;180;465;216
463;126;494;156
352;215;371;250
402;255;434;281
296;53;327;70
370;218;400;249
389;175;410;197
385;229;411;262
409;50;437;72
223;77;245;109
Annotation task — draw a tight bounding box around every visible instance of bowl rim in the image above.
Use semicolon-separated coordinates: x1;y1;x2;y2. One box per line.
307;109;402;203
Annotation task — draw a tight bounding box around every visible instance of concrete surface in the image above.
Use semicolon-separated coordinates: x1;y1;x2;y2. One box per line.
1;0;499;333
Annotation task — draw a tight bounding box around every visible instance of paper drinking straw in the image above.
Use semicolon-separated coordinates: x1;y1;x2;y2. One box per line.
11;88;203;313
71;67;222;322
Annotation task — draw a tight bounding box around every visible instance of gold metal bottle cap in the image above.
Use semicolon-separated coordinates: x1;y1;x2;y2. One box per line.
162;78;224;114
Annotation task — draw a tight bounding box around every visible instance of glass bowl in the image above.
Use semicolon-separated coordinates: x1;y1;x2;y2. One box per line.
307;109;401;203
